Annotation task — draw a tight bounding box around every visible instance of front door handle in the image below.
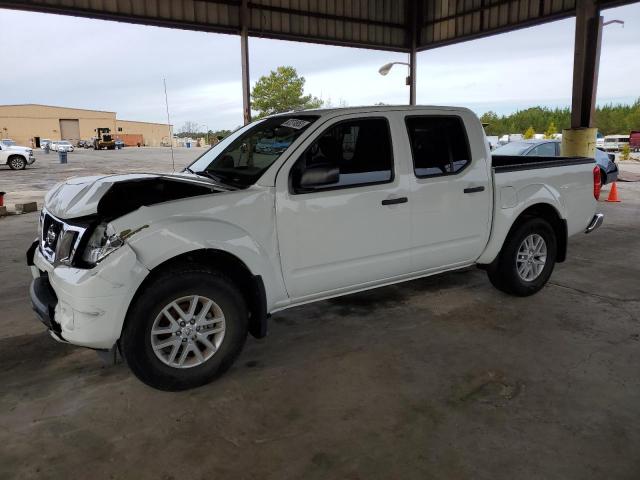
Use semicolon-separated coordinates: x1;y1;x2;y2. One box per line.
381;197;408;206
464;186;485;194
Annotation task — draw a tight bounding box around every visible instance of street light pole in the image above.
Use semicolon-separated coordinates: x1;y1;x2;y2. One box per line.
378;61;415;105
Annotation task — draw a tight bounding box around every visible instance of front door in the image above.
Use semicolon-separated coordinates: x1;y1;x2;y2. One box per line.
275;115;412;301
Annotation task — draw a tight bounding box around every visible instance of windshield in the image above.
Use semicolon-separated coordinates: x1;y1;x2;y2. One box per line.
60;141;71;145
187;115;318;188
492;142;530;155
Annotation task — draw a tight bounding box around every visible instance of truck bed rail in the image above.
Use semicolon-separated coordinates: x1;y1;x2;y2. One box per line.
492;155;595;173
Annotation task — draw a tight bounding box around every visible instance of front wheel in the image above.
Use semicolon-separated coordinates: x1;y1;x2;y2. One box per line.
121;267;248;391
8;156;26;170
487;218;557;296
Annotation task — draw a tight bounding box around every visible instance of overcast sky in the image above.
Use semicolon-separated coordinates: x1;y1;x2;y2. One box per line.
1;4;638;131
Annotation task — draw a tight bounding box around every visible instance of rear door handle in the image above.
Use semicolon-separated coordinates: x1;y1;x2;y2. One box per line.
463;186;485;194
381;197;408;206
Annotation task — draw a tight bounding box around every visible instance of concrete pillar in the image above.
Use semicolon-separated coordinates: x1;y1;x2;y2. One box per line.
562;0;602;156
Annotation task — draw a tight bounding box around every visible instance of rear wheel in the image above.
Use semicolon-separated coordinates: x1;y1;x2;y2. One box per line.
121;267;248;391
487;218;557;296
8;156;26;170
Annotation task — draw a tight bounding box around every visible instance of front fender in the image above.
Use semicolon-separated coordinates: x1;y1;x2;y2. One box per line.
118;216;287;309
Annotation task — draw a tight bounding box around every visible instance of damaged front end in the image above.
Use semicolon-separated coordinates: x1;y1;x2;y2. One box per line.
39;174;222;268
28;173;224;350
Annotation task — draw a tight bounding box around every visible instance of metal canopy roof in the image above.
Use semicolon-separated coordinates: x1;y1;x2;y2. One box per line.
1;0;634;53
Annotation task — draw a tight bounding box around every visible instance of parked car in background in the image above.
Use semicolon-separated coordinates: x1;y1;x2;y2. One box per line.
51;140;74;152
0;141;35;170
596;131;605;148
41;139;52;149
77;140;92;149
630;131;640;152
1;139;17;147
603;134;629;152
27;106;603;390
486;135;499;150
492;139;618;184
114;139;125;149
498;133;524;145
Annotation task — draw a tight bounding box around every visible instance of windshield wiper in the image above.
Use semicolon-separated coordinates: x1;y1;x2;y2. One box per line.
193;170;239;190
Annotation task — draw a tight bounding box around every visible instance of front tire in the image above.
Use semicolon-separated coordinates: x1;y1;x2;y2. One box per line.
8;156;26;170
121;267;248;391
487;218;557;296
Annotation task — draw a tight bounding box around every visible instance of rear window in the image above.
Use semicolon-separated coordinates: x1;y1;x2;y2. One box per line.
492;142;531;155
405;116;471;177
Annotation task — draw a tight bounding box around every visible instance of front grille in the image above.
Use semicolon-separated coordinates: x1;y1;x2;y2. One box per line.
41;213;63;262
39;210;87;265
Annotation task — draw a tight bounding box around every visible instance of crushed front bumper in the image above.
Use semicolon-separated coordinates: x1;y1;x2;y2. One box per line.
27;240;149;349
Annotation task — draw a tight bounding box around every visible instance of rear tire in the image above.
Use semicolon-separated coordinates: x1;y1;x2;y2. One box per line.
487;218;557;296
121;267;248;391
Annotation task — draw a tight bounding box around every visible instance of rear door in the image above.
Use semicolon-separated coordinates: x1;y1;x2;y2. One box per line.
404;113;492;272
275;114;412;301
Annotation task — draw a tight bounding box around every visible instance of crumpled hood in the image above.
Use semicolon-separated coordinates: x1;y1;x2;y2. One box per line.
44;172;222;219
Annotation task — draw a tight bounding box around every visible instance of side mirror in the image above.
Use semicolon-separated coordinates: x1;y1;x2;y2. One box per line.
299;164;339;189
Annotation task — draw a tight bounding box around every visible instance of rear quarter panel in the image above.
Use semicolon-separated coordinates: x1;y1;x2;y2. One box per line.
477;161;597;264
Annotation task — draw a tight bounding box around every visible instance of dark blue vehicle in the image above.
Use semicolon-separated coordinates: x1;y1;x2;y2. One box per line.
493;139;618;184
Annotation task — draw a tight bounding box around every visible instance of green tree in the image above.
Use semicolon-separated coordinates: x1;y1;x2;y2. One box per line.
621;143;631;161
524;126;536;139
251;66;323;118
544;121;558;139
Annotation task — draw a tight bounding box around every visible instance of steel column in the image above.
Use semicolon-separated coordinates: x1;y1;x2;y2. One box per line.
408;0;418;105
570;0;603;128
240;0;251;125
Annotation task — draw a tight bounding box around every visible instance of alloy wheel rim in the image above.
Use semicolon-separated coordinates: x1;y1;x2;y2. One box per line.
516;233;547;281
11;158;24;169
150;295;226;369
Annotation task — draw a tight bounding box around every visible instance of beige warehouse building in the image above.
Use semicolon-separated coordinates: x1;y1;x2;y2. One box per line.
0;104;171;147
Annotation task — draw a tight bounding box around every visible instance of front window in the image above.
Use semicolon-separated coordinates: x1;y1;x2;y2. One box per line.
290;118;394;193
1;139;16;147
187;115;318;188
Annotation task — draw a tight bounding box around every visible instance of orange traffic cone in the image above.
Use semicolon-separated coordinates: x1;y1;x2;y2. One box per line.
606;182;621;203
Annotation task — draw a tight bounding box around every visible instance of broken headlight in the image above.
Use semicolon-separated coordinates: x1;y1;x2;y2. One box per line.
81;223;124;265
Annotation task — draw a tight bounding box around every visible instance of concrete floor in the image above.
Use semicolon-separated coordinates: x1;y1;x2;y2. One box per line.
1;165;639;479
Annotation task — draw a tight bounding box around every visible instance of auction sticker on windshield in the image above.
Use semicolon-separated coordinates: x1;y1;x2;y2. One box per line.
280;118;311;130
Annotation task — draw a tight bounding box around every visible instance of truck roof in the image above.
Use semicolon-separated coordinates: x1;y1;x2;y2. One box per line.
268;105;475;119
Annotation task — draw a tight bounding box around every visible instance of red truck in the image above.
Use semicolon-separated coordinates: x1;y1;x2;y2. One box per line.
630;131;640;152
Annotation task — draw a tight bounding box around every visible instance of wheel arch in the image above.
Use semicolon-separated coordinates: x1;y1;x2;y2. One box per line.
478;201;567;266
506;203;567;263
124;248;269;339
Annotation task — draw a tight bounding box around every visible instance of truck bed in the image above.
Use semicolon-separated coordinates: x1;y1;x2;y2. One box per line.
492;155;595;173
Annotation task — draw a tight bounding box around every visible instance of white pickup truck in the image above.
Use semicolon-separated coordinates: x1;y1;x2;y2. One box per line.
1;141;35;170
27;106;604;390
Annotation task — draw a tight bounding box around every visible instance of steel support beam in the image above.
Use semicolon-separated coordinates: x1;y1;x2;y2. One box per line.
570;0;603;128
240;0;251;125
408;0;418;106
